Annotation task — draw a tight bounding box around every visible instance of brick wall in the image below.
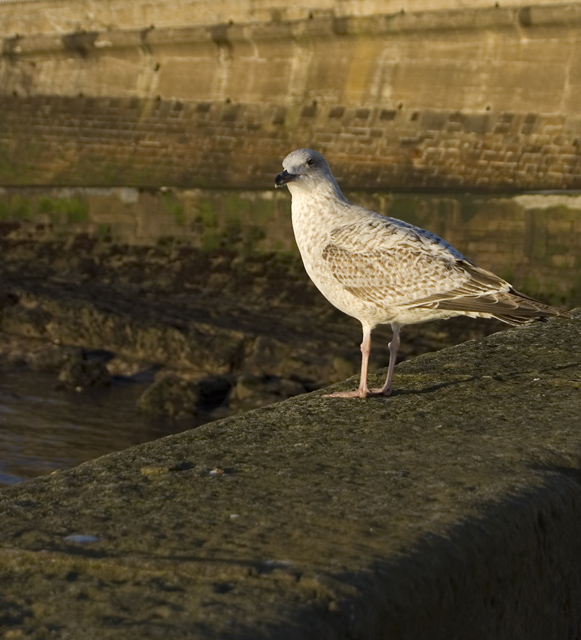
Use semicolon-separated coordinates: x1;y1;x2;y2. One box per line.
1;94;581;191
1;5;581;191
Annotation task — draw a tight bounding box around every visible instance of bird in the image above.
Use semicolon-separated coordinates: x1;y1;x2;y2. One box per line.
274;148;571;398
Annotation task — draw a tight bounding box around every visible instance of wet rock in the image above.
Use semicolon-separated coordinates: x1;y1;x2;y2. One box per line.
0;332;32;367
1;304;52;338
136;373;232;419
58;358;111;389
105;356;157;380
197;375;233;411
0;244;508;406
242;336;289;375
29;344;83;373
137;373;200;418
330;353;359;383
0;333;82;370
0;290;18;310
136;373;194;417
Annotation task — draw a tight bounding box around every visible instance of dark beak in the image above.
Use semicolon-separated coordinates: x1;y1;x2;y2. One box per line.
274;169;297;188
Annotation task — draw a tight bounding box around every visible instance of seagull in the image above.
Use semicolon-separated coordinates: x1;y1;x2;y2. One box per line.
274;148;571;398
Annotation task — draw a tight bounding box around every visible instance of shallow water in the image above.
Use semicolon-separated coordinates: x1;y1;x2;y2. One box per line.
0;369;191;486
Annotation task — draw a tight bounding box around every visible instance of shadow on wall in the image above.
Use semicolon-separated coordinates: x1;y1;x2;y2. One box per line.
328;469;581;640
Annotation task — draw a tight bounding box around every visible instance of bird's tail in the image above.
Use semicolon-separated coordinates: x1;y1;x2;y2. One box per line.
489;289;572;326
418;262;573;326
432;288;571;326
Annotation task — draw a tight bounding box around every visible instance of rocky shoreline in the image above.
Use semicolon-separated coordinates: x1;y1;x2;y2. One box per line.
0;235;507;422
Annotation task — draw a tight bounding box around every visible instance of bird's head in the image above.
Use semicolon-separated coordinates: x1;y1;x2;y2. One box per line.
274;149;339;194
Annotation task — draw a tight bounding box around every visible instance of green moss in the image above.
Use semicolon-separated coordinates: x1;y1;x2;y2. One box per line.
192;174;209;189
272;239;292;253
386;196;422;225
222;221;243;247
0;143;19;180
0;194;31;220
250;199;274;225
457;195;481;223
526;209;548;259
197;201;218;228
546;204;573;218
201;230;221;250
160;191;185;225
37;196;89;224
66;199;89;224
437;199;452;218
97;224;111;242
570;274;581;307
38;196;55;215
547;244;570;258
498;268;514;284
225;194;251;224
13;194;32;219
102;163;121;186
243;226;266;252
522;274;540;296
281;198;292;218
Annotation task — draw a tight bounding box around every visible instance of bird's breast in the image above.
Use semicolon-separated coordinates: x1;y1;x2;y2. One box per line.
290;197;382;323
291;198;333;262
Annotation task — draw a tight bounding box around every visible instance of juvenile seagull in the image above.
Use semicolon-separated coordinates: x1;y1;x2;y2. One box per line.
274;148;571;398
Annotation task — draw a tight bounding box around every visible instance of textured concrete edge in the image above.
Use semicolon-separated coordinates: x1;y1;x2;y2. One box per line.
298;470;581;640
0;313;580;638
1;429;580;638
369;471;581;639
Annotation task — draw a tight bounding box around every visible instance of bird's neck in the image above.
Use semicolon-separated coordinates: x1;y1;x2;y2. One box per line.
289;186;350;257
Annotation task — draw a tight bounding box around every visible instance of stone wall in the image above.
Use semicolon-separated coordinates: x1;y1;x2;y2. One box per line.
1;3;581;190
2;94;581;191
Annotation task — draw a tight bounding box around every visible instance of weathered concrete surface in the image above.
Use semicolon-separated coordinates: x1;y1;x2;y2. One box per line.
0;311;579;639
0;0;566;37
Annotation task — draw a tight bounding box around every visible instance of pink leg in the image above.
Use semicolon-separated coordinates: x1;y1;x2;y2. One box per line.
323;325;372;398
369;323;400;396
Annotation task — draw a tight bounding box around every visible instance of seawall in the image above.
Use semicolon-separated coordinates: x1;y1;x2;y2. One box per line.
0;310;579;638
2;2;581;190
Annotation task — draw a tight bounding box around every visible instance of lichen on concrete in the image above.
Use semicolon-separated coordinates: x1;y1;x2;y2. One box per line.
0;311;579;638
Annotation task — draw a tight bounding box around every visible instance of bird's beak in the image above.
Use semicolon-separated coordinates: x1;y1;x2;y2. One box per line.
274;169;297;188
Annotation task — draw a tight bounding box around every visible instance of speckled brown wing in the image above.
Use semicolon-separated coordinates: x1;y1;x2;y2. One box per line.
321;221;473;308
322;223;568;323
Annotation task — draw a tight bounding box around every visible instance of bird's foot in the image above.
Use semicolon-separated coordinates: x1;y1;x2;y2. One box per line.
322;387;391;399
368;386;392;397
322;389;369;398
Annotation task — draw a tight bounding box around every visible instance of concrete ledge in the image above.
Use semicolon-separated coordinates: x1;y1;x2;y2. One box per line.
0;311;580;638
7;5;581;58
0;0;575;38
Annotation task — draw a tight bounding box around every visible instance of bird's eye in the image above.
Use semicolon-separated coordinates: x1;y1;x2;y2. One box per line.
306;158;314;166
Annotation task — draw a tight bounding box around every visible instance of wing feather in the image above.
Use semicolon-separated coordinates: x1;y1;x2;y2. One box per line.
321;222;569;324
321;220;476;307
